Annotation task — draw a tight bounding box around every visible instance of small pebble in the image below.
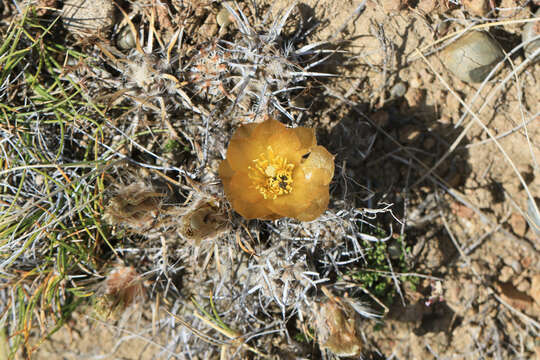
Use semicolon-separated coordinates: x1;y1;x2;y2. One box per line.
217;7;234;30
516;279;530;293
504;257;523;274
438;114;452;125
380;0;406;12
509;213;527;237
399;125;421;144
499;266;514;283
390;82;407;98
441;31;504;83
417;0;437;13
522;9;540;63
405;87;424;108
116;26;136;50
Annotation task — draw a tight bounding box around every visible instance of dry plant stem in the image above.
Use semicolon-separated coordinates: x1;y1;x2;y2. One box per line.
414;49;539;231
164;310;224;346
166;308;269;358
440;210;472;268
114;2;145;55
452;41;537;172
338;281;389;315
327;0;367;41
491;293;540;331
464;210;512;255
464;115;538;149
192;311;269;358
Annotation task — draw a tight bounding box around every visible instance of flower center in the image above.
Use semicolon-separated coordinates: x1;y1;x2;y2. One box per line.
248;146;294;200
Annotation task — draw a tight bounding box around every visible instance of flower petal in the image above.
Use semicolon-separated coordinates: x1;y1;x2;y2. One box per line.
250;119;288;141
232;199;279;220
291;126;316;153
267;130;302;165
226;137;257;171
268;167;330;219
231;122;258;141
300;145;335;185
295;188;330;221
218;159;234;181
226;171;276;219
225;123;260;171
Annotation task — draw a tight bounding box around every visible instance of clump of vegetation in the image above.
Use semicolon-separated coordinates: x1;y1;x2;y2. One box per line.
0;8;113;357
92;265;145;320
189;2;336;119
343;230;418;305
103;182;164;233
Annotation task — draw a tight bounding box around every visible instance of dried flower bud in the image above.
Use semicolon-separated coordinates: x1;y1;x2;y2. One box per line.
178;200;228;245
313;295;365;357
94;265;145;320
104;183;164;233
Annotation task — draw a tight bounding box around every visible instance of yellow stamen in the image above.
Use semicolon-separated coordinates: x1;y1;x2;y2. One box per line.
248;146;294;199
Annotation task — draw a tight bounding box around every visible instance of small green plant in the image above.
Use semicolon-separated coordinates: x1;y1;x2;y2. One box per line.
293;325;314;345
293;331;310;344
344;228;418;305
163;139;180;152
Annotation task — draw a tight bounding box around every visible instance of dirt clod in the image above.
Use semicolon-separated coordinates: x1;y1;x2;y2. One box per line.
509;213;528;237
462;0;490;17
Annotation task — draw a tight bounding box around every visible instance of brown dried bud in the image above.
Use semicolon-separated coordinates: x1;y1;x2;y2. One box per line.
312;293;365;357
94;265;145;320
104;183;165;233
179;199;228;245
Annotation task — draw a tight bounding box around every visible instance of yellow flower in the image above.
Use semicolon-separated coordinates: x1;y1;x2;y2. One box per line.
219;119;334;221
